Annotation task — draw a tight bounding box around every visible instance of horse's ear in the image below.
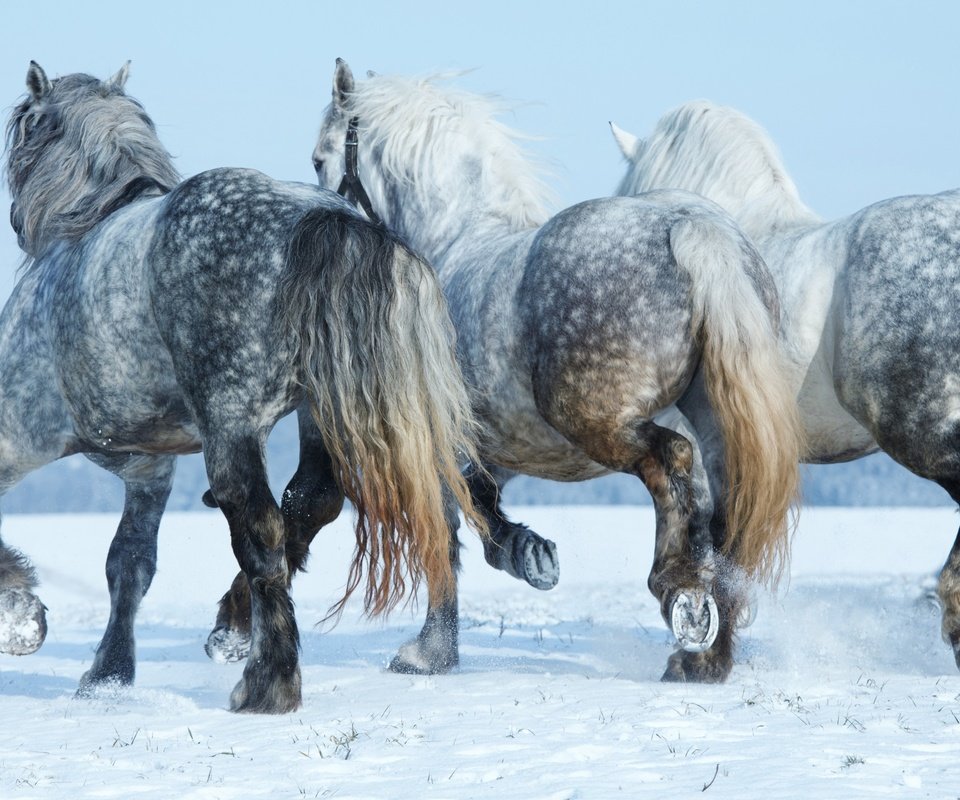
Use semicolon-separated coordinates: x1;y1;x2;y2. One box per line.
610;121;640;159
366;70;379;79
106;61;131;92
26;61;52;101
333;58;354;110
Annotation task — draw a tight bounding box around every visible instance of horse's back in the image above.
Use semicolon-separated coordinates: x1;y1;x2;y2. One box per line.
153;168;336;258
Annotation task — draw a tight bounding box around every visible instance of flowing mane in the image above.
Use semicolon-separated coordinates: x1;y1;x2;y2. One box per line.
6;71;180;262
617;101;820;237
348;74;554;229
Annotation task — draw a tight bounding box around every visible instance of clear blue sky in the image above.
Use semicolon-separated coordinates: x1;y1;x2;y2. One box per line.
2;0;958;299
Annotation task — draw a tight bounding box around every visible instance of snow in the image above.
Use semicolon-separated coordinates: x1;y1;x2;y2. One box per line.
1;506;959;798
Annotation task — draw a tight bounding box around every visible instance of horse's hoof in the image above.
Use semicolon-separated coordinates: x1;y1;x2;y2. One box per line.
229;671;302;714
661;648;732;684
76;672;131;699
205;625;251;663
670;589;719;653
517;534;559;591
388;638;457;675
0;588;48;655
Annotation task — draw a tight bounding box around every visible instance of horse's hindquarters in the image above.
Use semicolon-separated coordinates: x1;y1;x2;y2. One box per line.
517;200;698;469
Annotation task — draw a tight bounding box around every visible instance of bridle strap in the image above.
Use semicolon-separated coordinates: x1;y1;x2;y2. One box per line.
336;116;384;226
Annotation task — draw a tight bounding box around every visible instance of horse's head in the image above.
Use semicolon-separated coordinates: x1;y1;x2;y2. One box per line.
312;59;358;196
5;61;179;259
313;60;551;249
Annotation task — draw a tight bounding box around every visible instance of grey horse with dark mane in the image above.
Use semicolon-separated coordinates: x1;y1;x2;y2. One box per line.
210;61;806;683
0;62;485;713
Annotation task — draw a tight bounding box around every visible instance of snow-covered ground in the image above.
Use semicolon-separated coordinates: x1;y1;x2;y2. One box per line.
1;506;958;798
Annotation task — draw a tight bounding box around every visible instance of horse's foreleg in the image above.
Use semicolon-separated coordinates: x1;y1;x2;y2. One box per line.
205;409;344;663
388;486;462;674
469;463;558;590
77;454;174;693
206;434;300;714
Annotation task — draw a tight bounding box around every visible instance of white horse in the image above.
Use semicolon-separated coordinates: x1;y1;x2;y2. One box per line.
613;100;960;672
209;62;806;684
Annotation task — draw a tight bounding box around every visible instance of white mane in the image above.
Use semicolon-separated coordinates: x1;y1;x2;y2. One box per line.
348;74;554;229
617;101;820;237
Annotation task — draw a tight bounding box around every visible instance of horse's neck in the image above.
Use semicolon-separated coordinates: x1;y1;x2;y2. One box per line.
723;189;821;243
386;183;539;275
627;169;819;243
625;118;822;240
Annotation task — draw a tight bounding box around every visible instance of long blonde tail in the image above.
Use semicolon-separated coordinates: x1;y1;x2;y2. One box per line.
278;208;485;615
670;215;804;583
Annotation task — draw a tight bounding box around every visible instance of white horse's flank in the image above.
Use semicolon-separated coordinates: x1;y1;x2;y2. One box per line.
615;100;960;670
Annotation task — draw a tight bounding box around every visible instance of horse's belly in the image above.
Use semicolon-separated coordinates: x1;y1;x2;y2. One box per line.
70;393;202;455
476;395;610;482
797;356;878;463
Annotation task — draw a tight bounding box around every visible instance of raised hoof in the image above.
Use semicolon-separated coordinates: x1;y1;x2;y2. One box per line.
0;588;48;655
661;648;732;684
516;534;559;591
670;590;719;653
229;669;302;714
388;638;458;675
205;625;251;663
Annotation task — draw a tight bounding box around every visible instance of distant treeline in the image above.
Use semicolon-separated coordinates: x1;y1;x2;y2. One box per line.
5;415;951;512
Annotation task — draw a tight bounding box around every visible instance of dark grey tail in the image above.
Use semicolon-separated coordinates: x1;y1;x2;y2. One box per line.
276;209;485;616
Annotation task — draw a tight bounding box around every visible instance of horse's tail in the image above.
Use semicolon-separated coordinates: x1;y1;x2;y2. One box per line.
670;214;804;585
277;207;486;616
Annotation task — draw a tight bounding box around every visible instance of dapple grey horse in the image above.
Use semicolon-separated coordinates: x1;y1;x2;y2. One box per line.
0;62;483;713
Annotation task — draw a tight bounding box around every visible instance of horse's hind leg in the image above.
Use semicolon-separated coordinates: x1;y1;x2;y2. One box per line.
77;454;174;693
548;407;714;670
389;484;462;674
615;419;739;684
661;394;750;683
204;431;300;713
469;463;558;590
387;463;559;675
205;406;345;663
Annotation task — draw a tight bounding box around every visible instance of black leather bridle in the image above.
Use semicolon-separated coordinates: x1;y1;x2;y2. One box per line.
335;116;383;226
